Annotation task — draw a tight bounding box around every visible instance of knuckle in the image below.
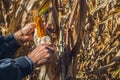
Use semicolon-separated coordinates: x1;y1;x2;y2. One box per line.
45;49;49;53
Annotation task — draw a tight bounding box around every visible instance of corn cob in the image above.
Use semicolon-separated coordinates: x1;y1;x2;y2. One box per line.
34;14;46;38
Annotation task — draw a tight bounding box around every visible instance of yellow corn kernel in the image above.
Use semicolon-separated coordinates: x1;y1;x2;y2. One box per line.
34;14;46;38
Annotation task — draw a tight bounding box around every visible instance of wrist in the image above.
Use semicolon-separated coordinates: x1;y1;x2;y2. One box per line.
27;54;36;68
15;56;34;77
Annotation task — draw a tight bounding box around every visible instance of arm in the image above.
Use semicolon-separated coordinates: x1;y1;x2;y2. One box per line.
0;22;55;80
0;22;35;59
0;34;20;59
0;44;55;80
0;56;33;80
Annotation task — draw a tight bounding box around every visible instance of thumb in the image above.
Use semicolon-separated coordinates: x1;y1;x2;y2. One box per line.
22;35;33;41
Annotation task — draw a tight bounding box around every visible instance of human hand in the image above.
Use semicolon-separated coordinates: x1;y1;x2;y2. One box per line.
27;43;55;67
14;22;35;45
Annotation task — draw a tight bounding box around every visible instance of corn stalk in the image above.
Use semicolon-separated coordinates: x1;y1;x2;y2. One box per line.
0;0;120;80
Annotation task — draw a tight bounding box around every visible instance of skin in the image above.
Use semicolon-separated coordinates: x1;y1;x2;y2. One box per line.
13;22;55;68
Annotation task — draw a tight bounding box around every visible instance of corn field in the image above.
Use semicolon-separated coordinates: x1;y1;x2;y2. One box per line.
0;0;120;80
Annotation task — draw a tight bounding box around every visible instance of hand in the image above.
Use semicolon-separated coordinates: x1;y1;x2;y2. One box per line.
27;44;55;67
14;22;35;45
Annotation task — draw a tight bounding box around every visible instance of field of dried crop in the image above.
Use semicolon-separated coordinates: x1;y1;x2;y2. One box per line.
0;0;120;80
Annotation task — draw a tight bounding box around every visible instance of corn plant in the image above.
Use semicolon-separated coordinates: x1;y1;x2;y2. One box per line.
0;0;120;80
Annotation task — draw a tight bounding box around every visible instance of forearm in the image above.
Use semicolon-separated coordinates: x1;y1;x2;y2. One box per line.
0;22;35;58
0;56;34;80
0;34;20;59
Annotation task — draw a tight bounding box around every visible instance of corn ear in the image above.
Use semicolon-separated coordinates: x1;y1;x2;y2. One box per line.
33;11;46;38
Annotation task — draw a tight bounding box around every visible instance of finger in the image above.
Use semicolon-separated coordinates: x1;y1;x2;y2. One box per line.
21;22;36;35
41;43;55;49
37;58;50;67
45;46;55;52
40;43;52;46
36;43;53;51
35;48;50;59
29;22;36;28
37;45;55;54
26;27;35;35
22;35;33;41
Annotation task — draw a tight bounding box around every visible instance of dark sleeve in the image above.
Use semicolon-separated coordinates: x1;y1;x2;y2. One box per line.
0;56;34;80
0;34;20;59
